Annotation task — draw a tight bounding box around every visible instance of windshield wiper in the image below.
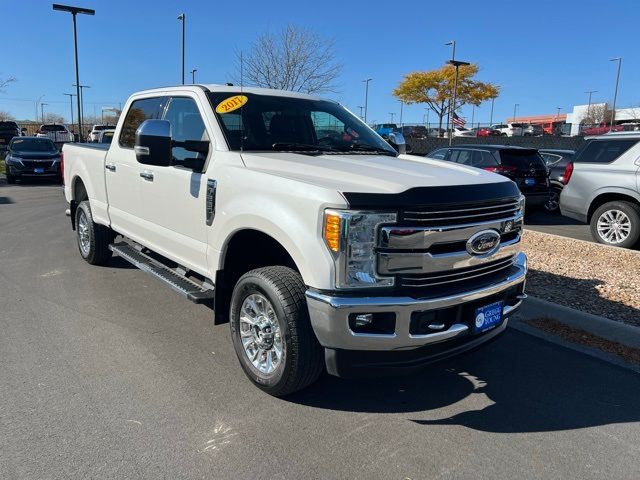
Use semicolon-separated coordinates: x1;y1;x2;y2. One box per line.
346;144;398;156
271;142;338;153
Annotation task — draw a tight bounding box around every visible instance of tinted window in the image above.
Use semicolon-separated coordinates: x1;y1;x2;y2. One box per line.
499;149;546;169
0;121;18;130
428;148;448;160
472;150;499;168
163;97;209;163
207;92;395;155
10;137;57;152
41;125;66;132
576;139;638;163
119;96;168;148
451;149;473;165
100;131;115;144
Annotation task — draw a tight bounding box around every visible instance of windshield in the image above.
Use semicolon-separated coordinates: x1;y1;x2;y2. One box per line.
499;149;546;169
94;125;113;131
40;125;66;132
100;131;115;143
207;92;397;156
0;121;19;130
10;138;57;152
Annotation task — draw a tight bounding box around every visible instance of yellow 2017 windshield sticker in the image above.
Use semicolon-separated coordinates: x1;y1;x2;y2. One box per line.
215;95;248;114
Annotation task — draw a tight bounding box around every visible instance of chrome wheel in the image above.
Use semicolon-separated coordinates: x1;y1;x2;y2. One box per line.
239;293;283;375
77;210;91;256
596;209;631;244
544;191;560;212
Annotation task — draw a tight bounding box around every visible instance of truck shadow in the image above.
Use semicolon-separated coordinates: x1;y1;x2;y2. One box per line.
285;329;640;433
526;268;640;325
0;196;14;204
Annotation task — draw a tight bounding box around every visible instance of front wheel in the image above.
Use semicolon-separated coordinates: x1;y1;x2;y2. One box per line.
230;266;324;396
590;201;640;248
6;174;16;184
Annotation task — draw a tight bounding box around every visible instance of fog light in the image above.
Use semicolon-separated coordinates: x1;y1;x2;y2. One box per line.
348;312;396;335
354;314;373;328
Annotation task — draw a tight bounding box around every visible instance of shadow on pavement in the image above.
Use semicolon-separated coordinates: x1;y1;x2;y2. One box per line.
0;196;14;204
524;208;583;227
286;330;640;433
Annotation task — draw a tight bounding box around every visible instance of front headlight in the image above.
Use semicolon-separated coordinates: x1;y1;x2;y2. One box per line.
517;195;526;216
323;209;397;289
6;155;23;166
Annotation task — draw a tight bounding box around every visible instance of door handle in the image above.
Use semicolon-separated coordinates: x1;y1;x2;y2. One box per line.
105;163;116;172
139;171;154;181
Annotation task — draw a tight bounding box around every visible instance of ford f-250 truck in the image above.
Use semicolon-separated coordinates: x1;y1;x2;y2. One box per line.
63;85;527;396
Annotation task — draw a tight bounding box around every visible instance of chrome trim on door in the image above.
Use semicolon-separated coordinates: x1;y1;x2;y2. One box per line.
139;171;154;181
105;163;116;172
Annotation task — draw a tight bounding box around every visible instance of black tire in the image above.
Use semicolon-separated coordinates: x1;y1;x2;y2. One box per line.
544;188;561;213
230;266;324;396
590;201;640;248
75;200;113;265
501;132;507;137
6;174;16;184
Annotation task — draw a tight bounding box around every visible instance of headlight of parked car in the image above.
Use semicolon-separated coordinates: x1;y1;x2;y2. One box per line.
517;195;526;216
323;209;397;289
6;155;23;166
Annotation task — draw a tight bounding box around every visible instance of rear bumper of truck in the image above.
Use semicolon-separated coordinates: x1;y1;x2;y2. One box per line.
306;252;527;376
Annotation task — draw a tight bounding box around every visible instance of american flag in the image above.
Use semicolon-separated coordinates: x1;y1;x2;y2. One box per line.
453;113;466;127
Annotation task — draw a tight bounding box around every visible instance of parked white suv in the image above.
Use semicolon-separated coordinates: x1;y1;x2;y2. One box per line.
36;124;74;144
560;132;640;248
89;124;116;142
491;123;524;137
63;85;528;395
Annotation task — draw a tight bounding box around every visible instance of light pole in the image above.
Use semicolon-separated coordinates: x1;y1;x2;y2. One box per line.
190;68;197;84
389;112;395;123
63;93;75;129
448;59;470;145
41;103;48;123
53;4;95;142
585;90;597;121
512;103;519;123
357;106;364;119
489;97;495;126
445;40;456;139
362;78;372;123
177;13;186;85
35;95;45;122
399;101;404;127
610;57;622;131
73;84;90;137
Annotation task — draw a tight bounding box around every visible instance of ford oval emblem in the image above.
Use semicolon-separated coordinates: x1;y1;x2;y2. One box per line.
466;230;501;256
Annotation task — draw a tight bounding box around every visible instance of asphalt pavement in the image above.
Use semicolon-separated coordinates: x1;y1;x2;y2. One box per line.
1;181;639;480
524;208;592;242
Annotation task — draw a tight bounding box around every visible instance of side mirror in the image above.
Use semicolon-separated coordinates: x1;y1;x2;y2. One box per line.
387;132;407;154
135;119;172;166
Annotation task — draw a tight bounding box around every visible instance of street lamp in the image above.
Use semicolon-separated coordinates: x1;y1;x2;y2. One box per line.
556;106;562;120
610;57;622;131
63;93;76;128
177;13;186;85
73;84;90;138
585;90;597;124
362;78;372;123
53;3;95;142
489;97;495;126
41;103;48;123
190;68;197;84
448;59;470;145
445;41;456;138
357;106;364;119
399;101;404;127
389;112;395;123
513;103;519;123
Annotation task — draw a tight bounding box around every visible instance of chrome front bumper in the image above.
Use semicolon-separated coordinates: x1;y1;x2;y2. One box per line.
306;252;527;351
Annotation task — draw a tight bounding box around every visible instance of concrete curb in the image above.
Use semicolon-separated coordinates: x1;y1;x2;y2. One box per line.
510;296;640;372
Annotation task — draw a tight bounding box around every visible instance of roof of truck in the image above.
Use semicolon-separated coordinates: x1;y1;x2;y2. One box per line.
134;84;327;102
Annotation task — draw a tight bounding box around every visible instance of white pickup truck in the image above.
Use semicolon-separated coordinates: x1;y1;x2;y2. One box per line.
63;85;527;396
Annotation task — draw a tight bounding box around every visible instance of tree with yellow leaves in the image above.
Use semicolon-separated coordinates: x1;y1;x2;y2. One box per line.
393;64;499;135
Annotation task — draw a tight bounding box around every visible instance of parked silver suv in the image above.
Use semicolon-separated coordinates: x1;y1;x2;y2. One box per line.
560;132;640;248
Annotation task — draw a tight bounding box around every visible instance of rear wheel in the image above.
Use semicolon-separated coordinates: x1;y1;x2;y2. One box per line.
590;201;640;248
75;200;113;265
230;266;324;396
544;188;561;213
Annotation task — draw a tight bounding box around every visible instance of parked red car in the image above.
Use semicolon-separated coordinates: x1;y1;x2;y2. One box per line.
581;122;624;136
474;127;500;137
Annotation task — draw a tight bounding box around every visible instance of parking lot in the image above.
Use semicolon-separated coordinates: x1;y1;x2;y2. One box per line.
1;181;639;479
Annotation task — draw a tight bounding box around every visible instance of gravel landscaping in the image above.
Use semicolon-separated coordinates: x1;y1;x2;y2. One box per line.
521;229;640;327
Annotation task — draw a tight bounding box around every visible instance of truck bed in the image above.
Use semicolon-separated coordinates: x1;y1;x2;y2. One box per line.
63;142;111;227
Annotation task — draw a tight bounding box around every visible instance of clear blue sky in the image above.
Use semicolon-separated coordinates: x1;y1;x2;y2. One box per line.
2;0;639;125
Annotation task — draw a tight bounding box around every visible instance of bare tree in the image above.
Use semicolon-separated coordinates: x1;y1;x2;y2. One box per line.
0;74;16;92
582;103;611;125
43;113;66;124
234;25;342;94
0;111;14;121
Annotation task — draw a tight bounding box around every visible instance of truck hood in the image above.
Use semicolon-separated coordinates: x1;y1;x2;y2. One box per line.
240;152;508;194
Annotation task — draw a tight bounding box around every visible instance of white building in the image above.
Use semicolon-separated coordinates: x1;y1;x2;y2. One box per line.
566;103;640;136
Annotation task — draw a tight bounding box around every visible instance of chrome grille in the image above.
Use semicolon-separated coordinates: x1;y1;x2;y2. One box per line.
22;160;54;169
401;197;521;226
399;255;515;288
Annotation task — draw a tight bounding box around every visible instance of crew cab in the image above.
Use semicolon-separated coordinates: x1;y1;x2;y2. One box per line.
63;85;527;396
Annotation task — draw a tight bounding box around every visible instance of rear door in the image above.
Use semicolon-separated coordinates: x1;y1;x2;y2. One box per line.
498;149;548;193
106;96;168;241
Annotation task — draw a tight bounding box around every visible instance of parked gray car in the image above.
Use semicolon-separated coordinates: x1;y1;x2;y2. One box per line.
560;132;640;248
